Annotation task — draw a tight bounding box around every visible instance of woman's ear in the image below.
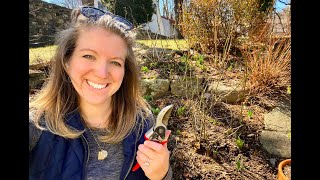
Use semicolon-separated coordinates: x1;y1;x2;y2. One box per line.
65;63;70;76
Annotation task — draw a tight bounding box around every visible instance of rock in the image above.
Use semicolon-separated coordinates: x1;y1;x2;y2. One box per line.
264;108;291;132
29;70;46;90
259;130;291;158
207;79;247;103
140;79;170;99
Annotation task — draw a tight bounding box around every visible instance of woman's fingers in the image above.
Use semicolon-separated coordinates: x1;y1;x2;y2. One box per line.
136;149;151;162
137;129;171;180
137;142;158;159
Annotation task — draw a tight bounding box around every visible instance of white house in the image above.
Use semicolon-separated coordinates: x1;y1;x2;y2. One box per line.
140;0;177;38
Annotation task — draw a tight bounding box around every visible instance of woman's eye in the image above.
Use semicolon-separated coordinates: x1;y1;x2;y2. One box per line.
111;61;122;66
83;55;95;60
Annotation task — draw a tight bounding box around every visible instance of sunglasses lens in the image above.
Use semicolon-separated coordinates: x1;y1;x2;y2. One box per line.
80;7;133;30
81;7;105;21
112;16;133;30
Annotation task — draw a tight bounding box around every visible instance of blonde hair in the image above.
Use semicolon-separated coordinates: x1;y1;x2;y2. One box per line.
30;7;152;143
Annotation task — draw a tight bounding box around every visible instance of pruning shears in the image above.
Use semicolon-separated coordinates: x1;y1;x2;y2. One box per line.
132;104;174;171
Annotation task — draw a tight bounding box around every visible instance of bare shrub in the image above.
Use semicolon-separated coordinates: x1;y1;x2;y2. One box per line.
179;0;273;56
180;0;226;55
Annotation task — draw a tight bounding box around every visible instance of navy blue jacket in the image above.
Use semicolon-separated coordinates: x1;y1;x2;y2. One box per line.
29;111;152;180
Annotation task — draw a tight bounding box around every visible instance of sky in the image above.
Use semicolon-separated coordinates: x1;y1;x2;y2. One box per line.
274;0;290;12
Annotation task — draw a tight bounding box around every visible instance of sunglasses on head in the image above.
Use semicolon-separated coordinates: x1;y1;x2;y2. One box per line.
79;6;134;31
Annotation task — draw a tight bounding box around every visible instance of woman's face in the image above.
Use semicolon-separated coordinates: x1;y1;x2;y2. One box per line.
66;27;127;106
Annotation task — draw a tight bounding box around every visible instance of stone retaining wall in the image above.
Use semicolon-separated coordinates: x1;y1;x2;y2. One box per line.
29;0;71;47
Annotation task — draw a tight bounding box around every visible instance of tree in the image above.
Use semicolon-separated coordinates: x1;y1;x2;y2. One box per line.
101;0;155;26
174;0;184;38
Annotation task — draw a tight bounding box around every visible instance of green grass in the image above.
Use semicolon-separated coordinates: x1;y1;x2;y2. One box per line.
136;39;188;50
29;45;56;64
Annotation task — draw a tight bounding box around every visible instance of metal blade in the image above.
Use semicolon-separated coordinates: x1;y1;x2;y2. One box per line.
155;104;174;127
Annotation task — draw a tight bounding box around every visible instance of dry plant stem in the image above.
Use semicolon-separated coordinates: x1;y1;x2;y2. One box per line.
191;102;202;133
239;50;251;122
211;125;243;145
185;77;208;138
199;87;209;142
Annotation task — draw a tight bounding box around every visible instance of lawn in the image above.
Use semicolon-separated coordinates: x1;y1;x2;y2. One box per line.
136;39;189;50
29;45;56;65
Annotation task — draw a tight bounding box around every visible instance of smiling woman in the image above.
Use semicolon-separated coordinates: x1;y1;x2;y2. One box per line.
29;5;172;180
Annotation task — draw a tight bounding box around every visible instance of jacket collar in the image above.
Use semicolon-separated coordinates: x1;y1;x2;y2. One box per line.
65;110;86;131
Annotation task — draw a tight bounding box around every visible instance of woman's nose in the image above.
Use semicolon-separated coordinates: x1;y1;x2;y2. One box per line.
94;61;110;78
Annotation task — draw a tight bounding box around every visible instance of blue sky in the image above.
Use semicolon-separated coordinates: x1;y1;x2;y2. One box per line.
274;0;289;12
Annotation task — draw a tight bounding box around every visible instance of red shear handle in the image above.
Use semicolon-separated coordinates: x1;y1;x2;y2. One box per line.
131;135;167;171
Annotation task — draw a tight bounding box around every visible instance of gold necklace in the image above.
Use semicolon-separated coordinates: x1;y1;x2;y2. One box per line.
86;126;108;160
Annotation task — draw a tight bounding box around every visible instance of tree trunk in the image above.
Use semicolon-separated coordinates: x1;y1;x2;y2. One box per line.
174;0;183;39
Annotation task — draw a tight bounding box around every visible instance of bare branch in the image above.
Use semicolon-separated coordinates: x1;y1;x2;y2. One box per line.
273;8;286;33
278;0;290;6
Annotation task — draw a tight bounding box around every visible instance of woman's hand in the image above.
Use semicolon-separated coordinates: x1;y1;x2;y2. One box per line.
136;130;171;180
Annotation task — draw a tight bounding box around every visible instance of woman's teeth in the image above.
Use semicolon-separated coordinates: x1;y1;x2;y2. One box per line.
87;80;107;89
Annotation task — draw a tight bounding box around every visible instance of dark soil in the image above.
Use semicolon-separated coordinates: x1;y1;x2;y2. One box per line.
137;51;288;180
283;165;291;180
150;94;281;180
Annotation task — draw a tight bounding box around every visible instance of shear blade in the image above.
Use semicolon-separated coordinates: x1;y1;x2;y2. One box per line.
155;104;174;127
